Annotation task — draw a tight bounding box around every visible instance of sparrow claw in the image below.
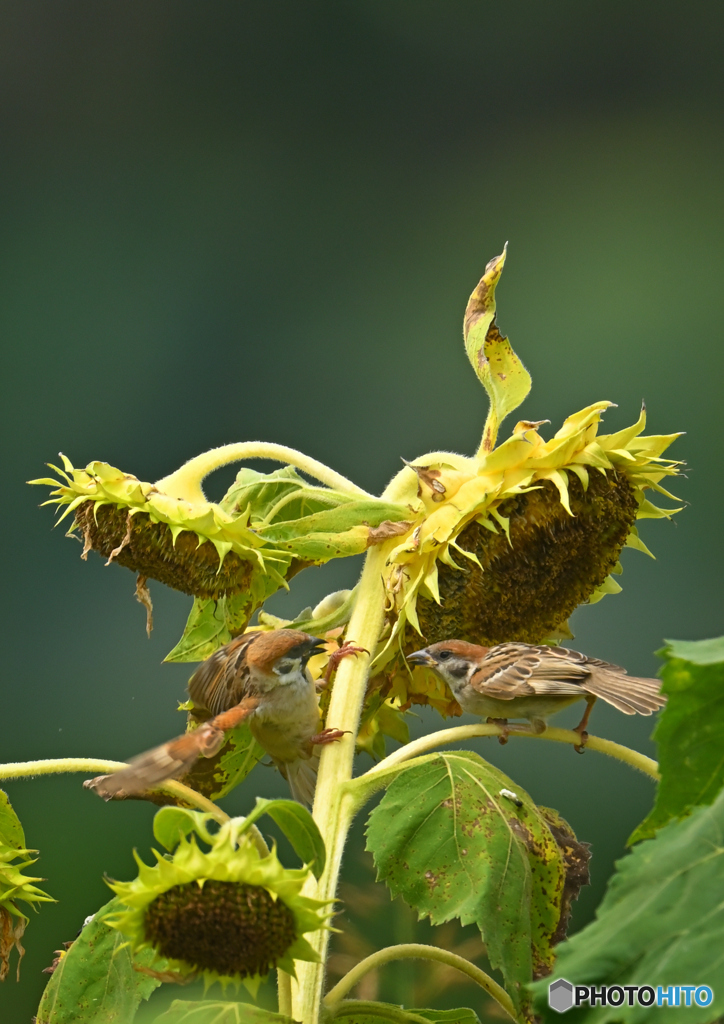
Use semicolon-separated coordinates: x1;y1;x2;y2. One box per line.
309;728;349;746
487;717;510;745
573;728;589;754
321;641;369;685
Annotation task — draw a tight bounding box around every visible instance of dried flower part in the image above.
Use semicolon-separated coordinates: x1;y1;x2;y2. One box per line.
143;880;297;978
0;843;54;982
105;827;330;991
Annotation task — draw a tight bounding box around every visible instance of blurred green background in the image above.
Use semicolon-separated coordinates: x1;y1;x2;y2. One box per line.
2;2;723;1019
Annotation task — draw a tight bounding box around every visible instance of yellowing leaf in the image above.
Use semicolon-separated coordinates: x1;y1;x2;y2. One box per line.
463;247;532;453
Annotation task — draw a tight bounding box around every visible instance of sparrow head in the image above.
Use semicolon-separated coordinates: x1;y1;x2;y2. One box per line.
246;629;327;685
407;640;490;688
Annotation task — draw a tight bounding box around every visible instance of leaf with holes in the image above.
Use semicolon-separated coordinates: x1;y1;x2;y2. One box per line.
366;751;565;1014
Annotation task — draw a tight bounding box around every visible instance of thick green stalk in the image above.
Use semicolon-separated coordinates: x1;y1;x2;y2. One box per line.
324;942;516;1021
292;546;388;1024
154;442;373;502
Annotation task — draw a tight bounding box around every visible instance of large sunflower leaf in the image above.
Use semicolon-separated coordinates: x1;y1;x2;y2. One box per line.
164;593;256;664
530;788;724;1023
36;897;164;1023
150;1002;295;1024
630;635;724;844
366;751;565;1014
463;247;531;452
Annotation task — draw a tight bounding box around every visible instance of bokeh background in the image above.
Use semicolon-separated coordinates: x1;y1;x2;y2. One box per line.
2;2;723;1019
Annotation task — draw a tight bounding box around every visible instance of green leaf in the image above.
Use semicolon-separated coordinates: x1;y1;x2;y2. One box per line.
239;797;326;878
329;1004;481;1024
36;897;164;1023
181;721;264;800
630;635;724;844
662;635;724;665
164;593;256;664
530;788;724;1023
152;807;217;851
366;751;565;1012
219;464;349;523
463;246;532;453
0;789;25;850
151;1001;296;1024
258;501;411;560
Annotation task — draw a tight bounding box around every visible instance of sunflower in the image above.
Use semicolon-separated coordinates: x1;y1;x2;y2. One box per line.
106;827;331;993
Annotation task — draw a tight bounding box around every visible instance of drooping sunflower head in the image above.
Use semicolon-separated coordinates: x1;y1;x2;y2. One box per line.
105;827;331;992
29;458;409;642
371;250;683;714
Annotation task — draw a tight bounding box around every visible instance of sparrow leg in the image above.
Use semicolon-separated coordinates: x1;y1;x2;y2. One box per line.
572;695;597;753
486;717;510;745
309;728;349;746
317;641;369;689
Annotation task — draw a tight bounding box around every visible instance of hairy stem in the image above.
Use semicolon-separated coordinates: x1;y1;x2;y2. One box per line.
324;943;516;1021
154;442;374;503
0;758;230;823
346;724;659;810
292;546;388;1024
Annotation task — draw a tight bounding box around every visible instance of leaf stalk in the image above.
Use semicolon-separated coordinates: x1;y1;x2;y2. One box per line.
154;442;374;503
323;943;517;1021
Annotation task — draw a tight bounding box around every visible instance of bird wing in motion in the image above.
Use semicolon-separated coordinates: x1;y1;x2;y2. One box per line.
87;697;260;800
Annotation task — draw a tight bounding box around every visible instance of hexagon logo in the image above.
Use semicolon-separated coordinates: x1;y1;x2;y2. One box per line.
548;978;574;1013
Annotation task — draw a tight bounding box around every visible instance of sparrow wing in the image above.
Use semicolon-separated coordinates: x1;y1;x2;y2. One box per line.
470;644;539;700
188;633;259;716
471;643;589;700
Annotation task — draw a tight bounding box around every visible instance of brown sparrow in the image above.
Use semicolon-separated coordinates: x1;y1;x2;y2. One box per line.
89;629;361;805
407;640;665;748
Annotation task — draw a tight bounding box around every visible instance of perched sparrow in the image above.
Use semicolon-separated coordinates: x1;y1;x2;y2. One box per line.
88;630;362;806
407;641;665;749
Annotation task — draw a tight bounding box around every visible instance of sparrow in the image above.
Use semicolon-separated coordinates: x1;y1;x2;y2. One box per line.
407;640;666;749
88;630;364;806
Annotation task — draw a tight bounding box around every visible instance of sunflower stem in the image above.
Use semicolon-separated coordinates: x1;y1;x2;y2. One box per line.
353;724;660;798
292;546;388;1024
154;442;374;503
323;943;517;1021
0;758;231;823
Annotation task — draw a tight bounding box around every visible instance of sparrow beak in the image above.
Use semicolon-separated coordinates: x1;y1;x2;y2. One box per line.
304;637;329;657
406;648;434;668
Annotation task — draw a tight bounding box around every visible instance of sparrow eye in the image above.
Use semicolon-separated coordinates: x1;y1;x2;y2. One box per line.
437;650;453;661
